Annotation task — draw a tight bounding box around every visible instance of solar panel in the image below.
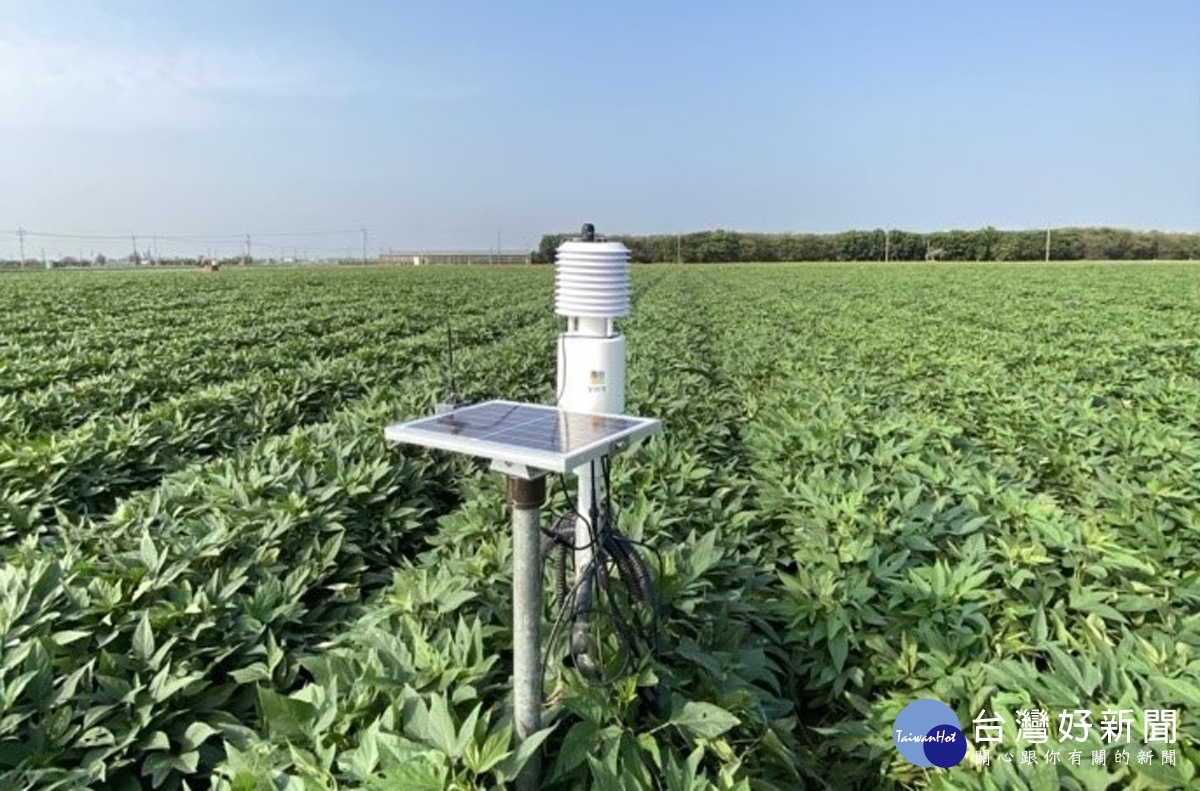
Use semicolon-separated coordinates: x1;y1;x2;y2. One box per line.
384;400;660;477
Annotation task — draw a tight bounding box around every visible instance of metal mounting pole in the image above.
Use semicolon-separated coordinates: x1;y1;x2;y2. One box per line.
572;462;599;668
507;475;545;791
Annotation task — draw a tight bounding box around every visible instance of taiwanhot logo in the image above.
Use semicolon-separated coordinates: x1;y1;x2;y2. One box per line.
893;699;967;769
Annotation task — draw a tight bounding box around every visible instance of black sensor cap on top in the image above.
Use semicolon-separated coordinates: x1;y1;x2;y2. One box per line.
580;223;595;242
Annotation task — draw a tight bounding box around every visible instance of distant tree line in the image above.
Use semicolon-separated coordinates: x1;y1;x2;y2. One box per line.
534;227;1200;264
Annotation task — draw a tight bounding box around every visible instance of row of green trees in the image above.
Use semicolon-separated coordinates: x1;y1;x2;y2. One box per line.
536;227;1200;263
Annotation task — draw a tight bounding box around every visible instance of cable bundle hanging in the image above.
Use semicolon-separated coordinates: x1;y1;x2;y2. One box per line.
541;456;661;686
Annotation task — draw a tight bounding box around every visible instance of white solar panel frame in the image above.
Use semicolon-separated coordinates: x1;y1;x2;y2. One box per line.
384;399;661;477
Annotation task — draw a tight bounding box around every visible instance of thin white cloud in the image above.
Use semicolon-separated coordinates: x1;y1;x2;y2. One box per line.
0;13;369;131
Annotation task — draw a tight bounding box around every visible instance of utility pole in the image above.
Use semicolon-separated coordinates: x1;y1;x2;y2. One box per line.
17;227;25;264
132;234;139;265
497;229;502;262
1045;228;1051;262
361;227;368;263
245;234;252;266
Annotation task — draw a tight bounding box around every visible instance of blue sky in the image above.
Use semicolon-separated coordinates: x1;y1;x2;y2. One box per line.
1;0;1197;258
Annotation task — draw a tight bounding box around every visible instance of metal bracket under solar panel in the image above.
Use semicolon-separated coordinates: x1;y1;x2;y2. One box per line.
384;399;661;480
487;459;546;481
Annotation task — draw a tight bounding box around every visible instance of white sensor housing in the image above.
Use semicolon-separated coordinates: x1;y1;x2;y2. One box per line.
555;233;630;416
554;241;630;319
552;226;640;669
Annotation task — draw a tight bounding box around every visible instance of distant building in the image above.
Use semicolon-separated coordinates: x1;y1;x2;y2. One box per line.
379;250;533;265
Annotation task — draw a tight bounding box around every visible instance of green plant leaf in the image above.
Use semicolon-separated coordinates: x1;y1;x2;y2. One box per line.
671;702;740;740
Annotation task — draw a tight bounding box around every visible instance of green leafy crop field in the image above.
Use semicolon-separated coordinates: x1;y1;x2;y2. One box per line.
2;263;1199;790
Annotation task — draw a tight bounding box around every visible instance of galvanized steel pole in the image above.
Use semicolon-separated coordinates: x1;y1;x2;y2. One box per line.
508;476;545;791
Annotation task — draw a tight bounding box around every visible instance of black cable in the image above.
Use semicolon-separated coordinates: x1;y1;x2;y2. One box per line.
601;455;615;537
539;474;604;616
546;473;601;552
599;461;659;642
543;552;598;676
608;537;659;654
554;328;568;406
570;460;602;674
600;455;660;628
588;460;600;542
540;453;663;692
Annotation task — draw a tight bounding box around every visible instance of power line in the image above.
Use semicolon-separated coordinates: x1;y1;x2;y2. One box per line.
20;230;130;241
13;228;364;242
252;242;353;255
247;228;363;238
153;233;245;243
5;226;372;262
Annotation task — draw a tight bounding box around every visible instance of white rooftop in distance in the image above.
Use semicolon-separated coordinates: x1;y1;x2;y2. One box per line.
384;400;660;478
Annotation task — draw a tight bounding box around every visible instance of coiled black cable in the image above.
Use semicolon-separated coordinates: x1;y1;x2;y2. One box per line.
539;456;662;689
